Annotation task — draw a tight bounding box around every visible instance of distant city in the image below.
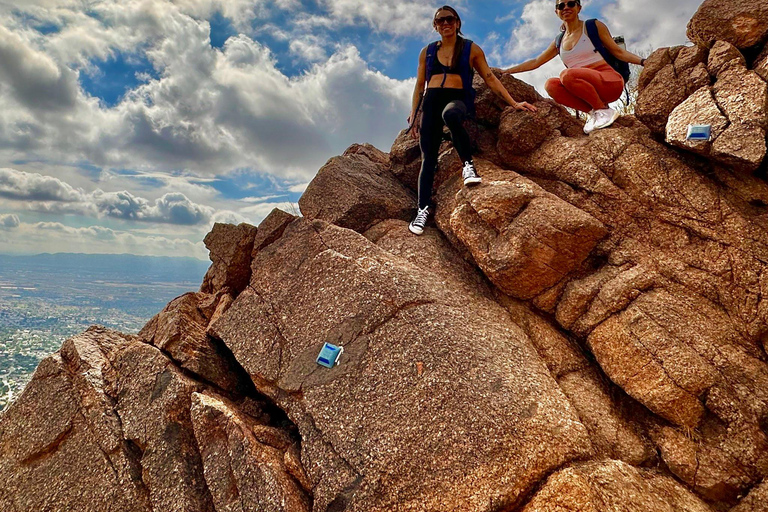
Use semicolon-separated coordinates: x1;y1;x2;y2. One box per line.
0;253;210;411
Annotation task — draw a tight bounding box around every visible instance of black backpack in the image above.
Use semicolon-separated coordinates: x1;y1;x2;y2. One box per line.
555;18;631;83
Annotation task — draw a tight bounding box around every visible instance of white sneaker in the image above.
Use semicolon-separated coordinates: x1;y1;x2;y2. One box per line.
593;108;620;130
408;206;430;235
462;161;481;185
583;110;596;134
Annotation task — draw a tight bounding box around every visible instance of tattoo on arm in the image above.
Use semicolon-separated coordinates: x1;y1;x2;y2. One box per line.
484;71;494;79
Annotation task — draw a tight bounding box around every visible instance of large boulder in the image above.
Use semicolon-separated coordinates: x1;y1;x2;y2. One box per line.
210;218;594;511
446;159;607;300
299;144;414;233
474;111;768;498
687;0;768;49
200;222;258;296
636;45;710;134
0;326;309;512
521;460;715;512
139;292;240;392
666;61;768;171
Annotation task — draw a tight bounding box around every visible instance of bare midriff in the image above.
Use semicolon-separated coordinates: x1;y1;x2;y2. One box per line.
427;74;463;89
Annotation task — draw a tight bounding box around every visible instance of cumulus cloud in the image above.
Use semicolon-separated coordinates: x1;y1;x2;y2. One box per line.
0;2;414;181
0;213;19;228
314;0;437;36
1;167;225;225
0;167;86;202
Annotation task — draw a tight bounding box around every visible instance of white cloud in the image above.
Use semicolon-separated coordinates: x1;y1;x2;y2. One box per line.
313;0;438;37
0;3;414;181
0;167;227;225
0;213;19;228
601;0;701;51
504;0;563;59
0;167;86;202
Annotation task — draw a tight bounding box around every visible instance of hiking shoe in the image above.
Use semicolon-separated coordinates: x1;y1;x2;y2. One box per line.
583;110;596;134
593;108;620;130
462;161;481;185
409;206;430;235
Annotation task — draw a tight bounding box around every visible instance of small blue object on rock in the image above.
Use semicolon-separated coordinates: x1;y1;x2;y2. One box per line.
686;124;712;141
316;342;343;368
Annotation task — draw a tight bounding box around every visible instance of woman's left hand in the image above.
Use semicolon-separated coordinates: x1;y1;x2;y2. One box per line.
513;101;537;112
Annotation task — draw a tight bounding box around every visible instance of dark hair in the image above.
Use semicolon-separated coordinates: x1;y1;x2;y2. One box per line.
434;5;464;69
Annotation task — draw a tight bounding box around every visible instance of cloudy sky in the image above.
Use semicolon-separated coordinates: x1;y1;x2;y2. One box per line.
0;0;702;259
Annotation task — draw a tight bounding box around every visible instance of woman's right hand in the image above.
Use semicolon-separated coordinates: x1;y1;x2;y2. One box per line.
407;112;421;140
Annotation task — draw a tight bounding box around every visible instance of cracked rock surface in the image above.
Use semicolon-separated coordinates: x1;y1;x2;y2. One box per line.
2;2;768;511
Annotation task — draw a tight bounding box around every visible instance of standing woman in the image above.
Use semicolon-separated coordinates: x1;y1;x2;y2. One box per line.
407;5;536;235
505;0;645;133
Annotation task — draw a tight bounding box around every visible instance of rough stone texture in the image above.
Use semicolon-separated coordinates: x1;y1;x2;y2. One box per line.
342;142;389;166
0;327;217;512
666;86;729;155
707;40;746;77
687;0;768;49
201;222;258;296
499;295;656;467
389;129;422;192
473;69;541;128
637;46;710;134
211;218;594;512
190;392;311;512
0;329;150;512
753;44;768;83
521;460;715;512
447;159;607;300
4;4;768;510
252;208;296;255
140;292;240;392
731;481;768;512
651;425;764;503
299;148;414;233
662;47;768;171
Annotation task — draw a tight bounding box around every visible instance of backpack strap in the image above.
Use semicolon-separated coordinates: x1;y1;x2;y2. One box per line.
555;31;565;54
425;41;440;82
584;19;606;58
584;18;631;82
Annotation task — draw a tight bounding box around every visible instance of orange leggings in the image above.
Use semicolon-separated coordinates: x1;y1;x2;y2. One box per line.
545;63;624;112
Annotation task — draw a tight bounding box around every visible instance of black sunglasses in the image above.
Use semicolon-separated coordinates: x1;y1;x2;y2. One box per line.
556;1;580;10
434;15;457;25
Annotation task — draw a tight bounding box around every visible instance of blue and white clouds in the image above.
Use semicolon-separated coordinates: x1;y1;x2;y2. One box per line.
0;0;700;258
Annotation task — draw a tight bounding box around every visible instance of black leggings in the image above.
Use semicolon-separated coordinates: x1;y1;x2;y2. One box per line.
418;88;473;208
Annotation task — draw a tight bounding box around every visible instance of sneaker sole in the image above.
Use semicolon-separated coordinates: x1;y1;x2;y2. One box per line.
408;224;424;235
463;177;482;185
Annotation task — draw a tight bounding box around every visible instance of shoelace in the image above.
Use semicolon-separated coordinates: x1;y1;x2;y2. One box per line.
413;207;429;226
462;162;476;179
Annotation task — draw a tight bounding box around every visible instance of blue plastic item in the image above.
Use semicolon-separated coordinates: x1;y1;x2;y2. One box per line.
316;343;343;368
686;124;712;141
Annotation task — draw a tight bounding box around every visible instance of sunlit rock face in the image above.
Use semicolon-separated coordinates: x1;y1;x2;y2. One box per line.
3;2;768;511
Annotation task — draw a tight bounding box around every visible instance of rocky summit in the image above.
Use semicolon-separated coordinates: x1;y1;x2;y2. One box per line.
3;2;768;511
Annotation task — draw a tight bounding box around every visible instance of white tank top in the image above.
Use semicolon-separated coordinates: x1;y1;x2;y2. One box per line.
560;23;605;68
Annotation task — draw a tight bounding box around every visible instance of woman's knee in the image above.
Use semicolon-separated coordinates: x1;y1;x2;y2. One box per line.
544;77;562;95
559;68;581;86
442;103;466;125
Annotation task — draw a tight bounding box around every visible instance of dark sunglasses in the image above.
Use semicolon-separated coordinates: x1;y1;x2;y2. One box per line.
556;1;579;10
434;15;457;25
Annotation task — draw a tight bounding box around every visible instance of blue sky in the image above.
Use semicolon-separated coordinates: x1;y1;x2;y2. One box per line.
0;0;702;259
